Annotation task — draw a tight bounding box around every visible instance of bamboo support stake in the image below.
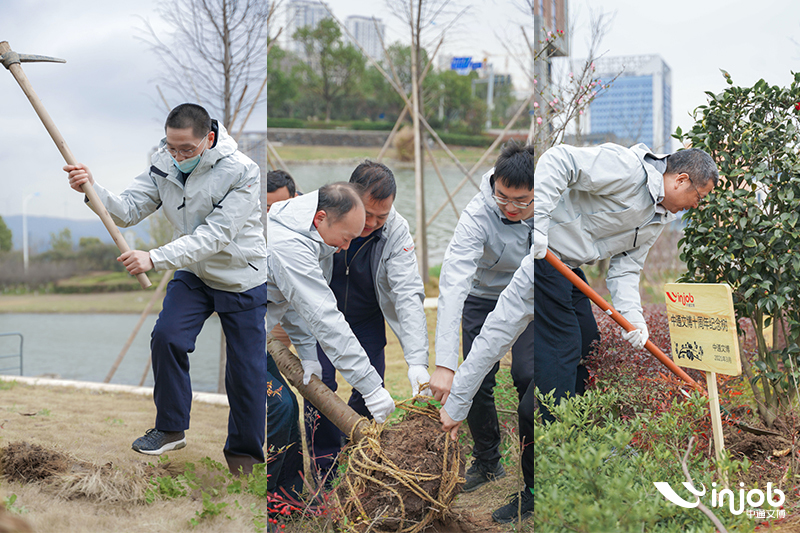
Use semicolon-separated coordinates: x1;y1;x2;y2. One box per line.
0;41;150;289
426;94;534;227
377;106;409;162
267;141;290;172
424;141;460;219
104;270;173;383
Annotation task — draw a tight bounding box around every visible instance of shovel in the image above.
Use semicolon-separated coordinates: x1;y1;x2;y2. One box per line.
544;250;781;438
0;41;150;289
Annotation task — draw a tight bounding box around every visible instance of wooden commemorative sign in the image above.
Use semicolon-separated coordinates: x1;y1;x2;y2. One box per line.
664;283;742;376
665;282;742;461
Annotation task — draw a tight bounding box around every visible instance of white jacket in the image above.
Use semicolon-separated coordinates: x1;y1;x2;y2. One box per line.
435;170;533;370
266;191;383;396
534;143;676;324
319;207;429;367
443;251;533;422
89;122;266;292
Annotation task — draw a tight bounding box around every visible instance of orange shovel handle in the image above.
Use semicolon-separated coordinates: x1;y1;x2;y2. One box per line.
544;250;704;392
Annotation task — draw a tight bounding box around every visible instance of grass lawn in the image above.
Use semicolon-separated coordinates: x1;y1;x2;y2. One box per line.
273;144;502;168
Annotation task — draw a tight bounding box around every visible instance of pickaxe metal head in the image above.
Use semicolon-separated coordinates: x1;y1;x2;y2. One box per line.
0;42;65;70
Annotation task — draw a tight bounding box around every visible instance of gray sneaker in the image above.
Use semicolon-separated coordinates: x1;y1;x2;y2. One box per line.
462;460;506;493
131;428;186;455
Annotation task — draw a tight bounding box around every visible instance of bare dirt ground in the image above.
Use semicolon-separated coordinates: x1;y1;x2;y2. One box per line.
0;381;269;533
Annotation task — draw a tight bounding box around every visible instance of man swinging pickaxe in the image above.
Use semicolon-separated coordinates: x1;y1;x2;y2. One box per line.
0;41;150;289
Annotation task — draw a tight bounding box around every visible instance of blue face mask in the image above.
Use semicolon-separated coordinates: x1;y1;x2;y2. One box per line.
170;152;203;174
169;137;208;174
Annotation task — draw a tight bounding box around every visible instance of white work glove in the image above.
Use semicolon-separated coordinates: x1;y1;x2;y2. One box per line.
533;229;548;259
301;359;323;385
362;387;396;424
621;321;649;350
407;365;432;397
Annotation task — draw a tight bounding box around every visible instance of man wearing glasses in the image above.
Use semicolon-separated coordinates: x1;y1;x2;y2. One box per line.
64;103;268;476
532;143;718;423
430;141;534;495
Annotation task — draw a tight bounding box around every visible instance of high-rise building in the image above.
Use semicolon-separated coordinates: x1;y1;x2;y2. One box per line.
285;0;330;58
587;55;672;152
345;15;385;62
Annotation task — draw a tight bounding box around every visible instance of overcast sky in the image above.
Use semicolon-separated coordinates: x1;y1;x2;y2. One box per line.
0;0;525;222
563;0;800;144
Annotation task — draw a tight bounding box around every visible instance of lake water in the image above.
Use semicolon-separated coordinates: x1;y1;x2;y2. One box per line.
0;163;489;388
0;313;223;392
288;162;487;266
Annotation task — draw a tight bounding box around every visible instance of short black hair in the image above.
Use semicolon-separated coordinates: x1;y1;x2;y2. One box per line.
267;169;297;196
165;103;212;138
493;141;534;190
349;160;396;200
317;182;363;223
665;148;719;188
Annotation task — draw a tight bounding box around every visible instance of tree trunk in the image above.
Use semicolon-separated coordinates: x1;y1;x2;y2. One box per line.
267;335;369;443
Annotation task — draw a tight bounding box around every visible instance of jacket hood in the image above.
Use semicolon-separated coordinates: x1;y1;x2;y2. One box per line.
629;143;669;204
479;168;504;218
152;120;238;178
267;189;332;250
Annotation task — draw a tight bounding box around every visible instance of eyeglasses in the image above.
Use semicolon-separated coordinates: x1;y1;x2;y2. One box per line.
492;194;534;210
687;178;708;204
161;134;209;158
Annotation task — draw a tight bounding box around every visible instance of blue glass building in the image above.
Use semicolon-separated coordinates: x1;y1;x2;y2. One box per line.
588;55;672;152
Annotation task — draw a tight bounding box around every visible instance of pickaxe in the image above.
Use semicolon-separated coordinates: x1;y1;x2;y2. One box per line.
0;41;151;289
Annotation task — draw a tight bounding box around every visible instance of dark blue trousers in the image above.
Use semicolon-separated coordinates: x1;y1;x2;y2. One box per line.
533;258;600;422
150;271;267;471
462;294;534;474
266;351;303;494
304;322;386;478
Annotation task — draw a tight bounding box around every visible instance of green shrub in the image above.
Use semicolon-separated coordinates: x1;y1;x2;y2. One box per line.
534;389;753;532
349;121;394;131
267;117;305;129
436;132;494;148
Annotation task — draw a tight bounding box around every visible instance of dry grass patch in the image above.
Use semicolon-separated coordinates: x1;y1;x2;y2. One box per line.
0;382;271;533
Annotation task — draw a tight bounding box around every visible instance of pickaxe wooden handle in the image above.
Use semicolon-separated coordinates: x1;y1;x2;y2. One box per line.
544;250;703;392
0;41;150;289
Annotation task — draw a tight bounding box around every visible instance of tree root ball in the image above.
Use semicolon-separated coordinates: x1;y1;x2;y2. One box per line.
336;406;467;533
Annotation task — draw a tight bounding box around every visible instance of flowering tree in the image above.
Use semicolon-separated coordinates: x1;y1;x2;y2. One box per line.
532;12;613;163
676;72;800;427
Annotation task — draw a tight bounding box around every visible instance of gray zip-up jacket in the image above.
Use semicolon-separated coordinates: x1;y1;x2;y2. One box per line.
266;191;383;396
443;250;533;422
319;207;429;368
89;122;266;292
534;142;676;325
435;169;533;371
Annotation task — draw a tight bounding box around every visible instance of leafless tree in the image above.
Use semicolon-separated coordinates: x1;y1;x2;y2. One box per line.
139;0;269;130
